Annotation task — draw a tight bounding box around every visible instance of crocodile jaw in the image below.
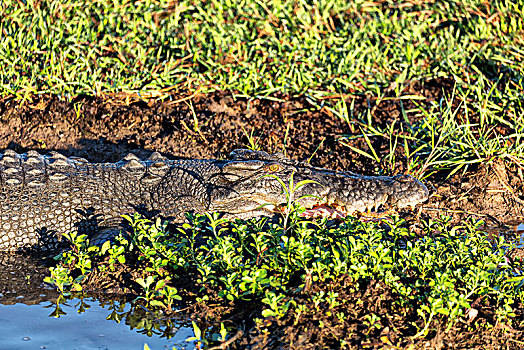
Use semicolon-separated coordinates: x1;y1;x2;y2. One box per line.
209;172;429;220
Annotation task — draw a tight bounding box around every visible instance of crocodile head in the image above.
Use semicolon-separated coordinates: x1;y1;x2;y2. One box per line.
207;149;429;219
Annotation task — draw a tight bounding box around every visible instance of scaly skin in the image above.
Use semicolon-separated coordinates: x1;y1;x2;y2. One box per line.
0;149;429;252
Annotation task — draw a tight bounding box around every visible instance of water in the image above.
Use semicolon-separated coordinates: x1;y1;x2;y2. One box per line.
0;299;194;350
0;254;195;350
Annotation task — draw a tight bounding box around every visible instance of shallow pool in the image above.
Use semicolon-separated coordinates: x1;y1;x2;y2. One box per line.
0;253;195;350
0;298;194;350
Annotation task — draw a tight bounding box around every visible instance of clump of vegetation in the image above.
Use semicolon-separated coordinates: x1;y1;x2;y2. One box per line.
45;207;524;347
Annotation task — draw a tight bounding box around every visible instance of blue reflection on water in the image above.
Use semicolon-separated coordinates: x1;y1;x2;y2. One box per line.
0;298;194;350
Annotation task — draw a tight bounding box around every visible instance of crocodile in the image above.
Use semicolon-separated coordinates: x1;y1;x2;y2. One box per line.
0;149;429;252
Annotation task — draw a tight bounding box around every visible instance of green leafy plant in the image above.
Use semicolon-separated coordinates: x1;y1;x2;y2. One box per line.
47;207;524;344
44;266;82;294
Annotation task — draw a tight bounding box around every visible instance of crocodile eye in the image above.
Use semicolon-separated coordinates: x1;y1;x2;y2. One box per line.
267;164;281;172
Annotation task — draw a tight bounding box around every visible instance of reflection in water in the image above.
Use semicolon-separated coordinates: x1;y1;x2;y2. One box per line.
0;298;194;349
0;253;59;306
0;253;195;349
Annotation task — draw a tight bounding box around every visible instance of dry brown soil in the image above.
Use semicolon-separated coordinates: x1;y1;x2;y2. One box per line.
1;78;523;349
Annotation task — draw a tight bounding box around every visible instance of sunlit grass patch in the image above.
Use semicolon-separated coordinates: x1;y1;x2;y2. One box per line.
1;0;523;101
327;74;524;178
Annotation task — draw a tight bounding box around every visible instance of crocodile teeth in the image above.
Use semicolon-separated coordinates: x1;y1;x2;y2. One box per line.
299;205;348;219
265;204;276;211
331;210;344;219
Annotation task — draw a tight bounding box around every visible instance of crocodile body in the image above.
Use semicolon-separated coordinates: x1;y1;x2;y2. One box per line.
0;149;428;252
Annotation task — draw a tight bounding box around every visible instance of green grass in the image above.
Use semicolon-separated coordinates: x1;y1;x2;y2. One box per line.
334;76;524;178
2;0;523;99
